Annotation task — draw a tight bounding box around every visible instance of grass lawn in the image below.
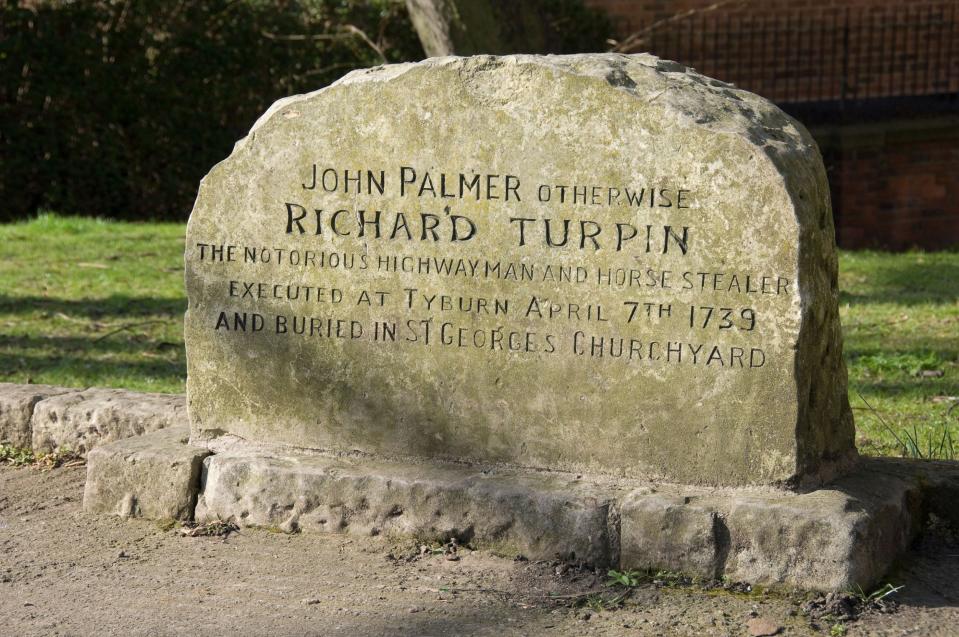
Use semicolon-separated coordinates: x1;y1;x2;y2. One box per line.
0;215;186;394
1;214;956;459
840;251;958;458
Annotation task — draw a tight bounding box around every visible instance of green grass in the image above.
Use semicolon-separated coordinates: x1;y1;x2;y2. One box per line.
840;251;958;458
0;214;957;458
0;213;186;393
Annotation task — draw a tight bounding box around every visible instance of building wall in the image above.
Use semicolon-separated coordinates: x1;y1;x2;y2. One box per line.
585;0;959;249
817;117;959;250
587;0;958;102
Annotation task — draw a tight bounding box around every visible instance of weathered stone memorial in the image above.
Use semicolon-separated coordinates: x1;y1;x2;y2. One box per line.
185;54;855;487
80;54;959;590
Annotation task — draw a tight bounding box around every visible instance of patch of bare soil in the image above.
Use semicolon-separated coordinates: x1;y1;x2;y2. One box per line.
1;465;957;637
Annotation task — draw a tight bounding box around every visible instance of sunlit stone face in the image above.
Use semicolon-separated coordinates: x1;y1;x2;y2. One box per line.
185;54;855;487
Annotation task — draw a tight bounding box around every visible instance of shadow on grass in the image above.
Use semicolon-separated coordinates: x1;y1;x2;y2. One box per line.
839;259;959;306
851;380;959;399
0;294;185;317
0;350;185;386
0;334;183;352
0;330;185;391
846;346;959;369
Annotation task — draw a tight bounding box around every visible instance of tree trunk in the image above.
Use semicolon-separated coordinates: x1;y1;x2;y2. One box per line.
404;0;551;56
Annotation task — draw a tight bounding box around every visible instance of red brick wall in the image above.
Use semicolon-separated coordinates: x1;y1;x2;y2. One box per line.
586;0;959;250
586;0;959;104
817;117;959;250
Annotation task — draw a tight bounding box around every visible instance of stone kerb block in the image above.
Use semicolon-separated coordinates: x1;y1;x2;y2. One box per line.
32;387;187;455
83;426;209;520
617;459;932;590
185;53;855;487
0;382;73;448
195;452;617;564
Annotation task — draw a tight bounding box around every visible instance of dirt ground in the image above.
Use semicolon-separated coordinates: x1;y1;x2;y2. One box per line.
1;464;957;637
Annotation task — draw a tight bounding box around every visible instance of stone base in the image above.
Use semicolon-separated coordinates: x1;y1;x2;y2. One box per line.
82;427;959;592
195;450;618;566
0;382;186;456
83;427;209;520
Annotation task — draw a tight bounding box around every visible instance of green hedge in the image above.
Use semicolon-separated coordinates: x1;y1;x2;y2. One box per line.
0;0;423;221
1;0;611;222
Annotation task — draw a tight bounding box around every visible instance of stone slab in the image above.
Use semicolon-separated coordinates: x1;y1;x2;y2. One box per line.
85;427;959;591
31;387;187;455
619;460;928;590
82;426;209;520
619;493;720;579
0;382;74;448
184;54;856;488
195;452;618;565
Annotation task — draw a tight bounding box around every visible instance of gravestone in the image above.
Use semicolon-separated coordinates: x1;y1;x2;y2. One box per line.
84;53;948;591
184;54;855;487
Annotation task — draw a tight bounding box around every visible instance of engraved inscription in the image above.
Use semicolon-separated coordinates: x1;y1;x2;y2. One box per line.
191;163;791;371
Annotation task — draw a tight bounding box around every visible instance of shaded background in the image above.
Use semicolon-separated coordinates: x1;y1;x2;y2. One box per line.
0;0;424;223
587;0;959;250
2;0;957;249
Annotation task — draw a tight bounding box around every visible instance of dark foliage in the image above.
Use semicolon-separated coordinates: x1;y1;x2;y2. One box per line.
1;0;612;222
498;0;613;54
0;0;423;221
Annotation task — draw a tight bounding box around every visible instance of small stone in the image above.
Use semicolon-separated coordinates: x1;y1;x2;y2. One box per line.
301;598;320;606
746;617;782;636
116;550;126;559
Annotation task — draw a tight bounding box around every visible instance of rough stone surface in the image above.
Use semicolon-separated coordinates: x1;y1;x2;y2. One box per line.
185;53;854;487
195;452;617;565
618;493;719;579
31;387;186;455
72;400;958;591
747;617;782;636
619;458;938;590
192;454;959;590
82;426;209;520
0;382;74;448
